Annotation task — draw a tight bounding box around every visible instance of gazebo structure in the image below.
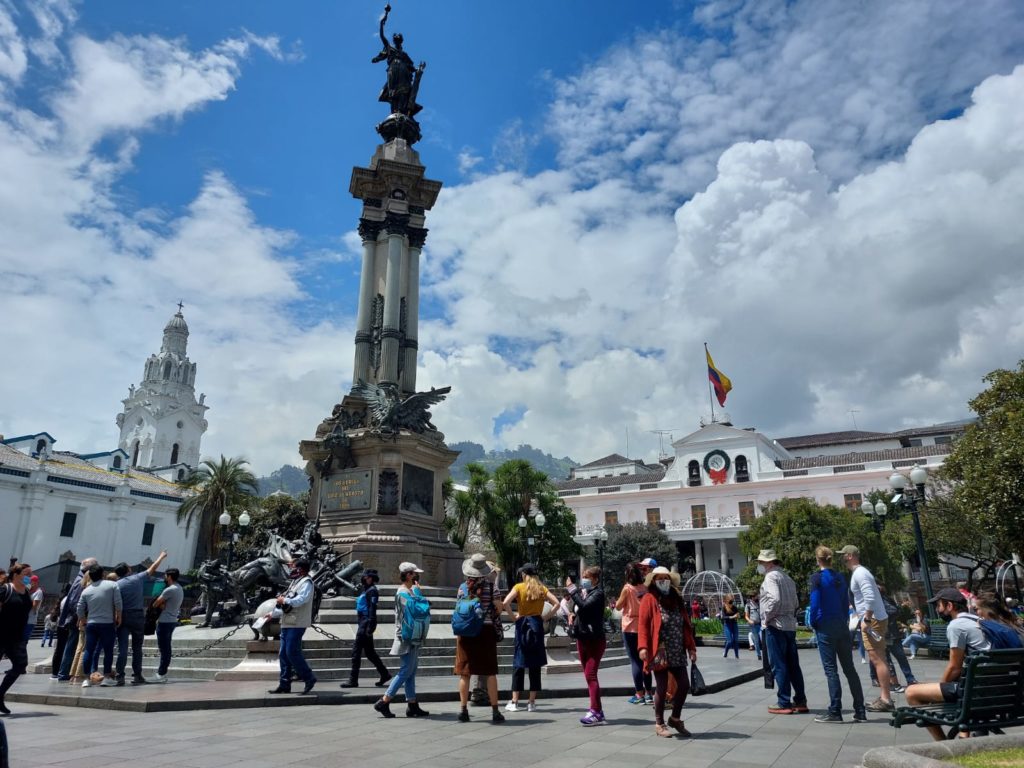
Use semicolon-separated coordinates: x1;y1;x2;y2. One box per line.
681;570;743;619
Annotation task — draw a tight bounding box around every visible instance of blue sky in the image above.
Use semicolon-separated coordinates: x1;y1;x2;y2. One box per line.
2;0;1023;473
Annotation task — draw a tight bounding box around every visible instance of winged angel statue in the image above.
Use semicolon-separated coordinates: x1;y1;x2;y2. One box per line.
352;381;451;437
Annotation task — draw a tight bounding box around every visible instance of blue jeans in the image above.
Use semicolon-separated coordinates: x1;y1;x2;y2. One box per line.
748;621;762;657
816;621;865;717
156;623;176;676
81;623;116;677
765;626;806;708
723;619;740;657
57;624;79;678
386;646;420;701
279;627;315;687
622;632;652;694
902;632;928;655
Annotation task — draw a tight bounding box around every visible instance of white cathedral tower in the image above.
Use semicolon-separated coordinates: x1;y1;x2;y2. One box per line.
116;306;208;475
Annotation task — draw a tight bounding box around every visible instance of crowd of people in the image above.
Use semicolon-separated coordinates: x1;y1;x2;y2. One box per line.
4;543;1024;741
0;549;186;714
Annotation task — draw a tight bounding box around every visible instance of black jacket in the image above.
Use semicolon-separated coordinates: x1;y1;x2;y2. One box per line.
568;584;606;640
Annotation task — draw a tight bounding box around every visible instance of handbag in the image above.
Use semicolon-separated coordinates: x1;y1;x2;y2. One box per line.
650;647;669;672
144;603;160;636
689;662;708;696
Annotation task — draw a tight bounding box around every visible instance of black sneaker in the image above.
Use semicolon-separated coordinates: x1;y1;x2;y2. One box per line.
115;676;125;687
458;709;470;723
340;681;358;688
492;710;505;723
130;675;147;685
814;713;843;723
891;683;905;693
406;702;430;718
375;675;391;688
267;686;291;694
853;712;868;723
374;699;396;718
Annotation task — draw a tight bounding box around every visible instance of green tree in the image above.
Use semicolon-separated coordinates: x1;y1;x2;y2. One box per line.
737;497;904;604
448;460;581;585
601;523;678;598
234;492;310;562
940;361;1024;560
177;455;259;565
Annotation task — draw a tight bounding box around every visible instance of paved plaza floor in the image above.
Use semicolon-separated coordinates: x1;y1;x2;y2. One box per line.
2;648;974;768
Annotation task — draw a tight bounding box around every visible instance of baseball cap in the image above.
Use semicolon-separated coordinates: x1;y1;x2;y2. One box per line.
838;545;860;556
398;561;424;574
640;558;658;567
928;587;967;606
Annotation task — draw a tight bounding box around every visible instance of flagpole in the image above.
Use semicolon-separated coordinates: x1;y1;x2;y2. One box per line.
704;342;716;423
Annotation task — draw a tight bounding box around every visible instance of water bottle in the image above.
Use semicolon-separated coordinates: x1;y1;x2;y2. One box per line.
867;624;883;642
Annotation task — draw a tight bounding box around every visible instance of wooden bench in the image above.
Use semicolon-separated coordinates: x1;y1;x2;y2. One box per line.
891;648;1024;739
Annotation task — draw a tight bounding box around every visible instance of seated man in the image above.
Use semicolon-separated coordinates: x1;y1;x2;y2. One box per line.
904;588;990;740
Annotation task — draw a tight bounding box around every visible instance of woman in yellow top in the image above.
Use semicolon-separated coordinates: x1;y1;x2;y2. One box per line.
501;563;560;711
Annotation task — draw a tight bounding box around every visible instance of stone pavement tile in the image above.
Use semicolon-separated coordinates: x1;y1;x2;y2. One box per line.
773;742;842;768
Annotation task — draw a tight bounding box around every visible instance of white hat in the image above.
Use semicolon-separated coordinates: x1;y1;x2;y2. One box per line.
462;553;492;578
398;561;423;574
644;566;681;588
756;549;780;563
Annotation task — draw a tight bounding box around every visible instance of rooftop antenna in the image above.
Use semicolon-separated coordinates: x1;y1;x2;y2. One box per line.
848;409;860;430
649;429;676;459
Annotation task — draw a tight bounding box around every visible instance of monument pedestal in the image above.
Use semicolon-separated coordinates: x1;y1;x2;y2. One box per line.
300;417;463;586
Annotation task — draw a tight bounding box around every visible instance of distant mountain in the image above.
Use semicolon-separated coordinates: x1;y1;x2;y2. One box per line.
448;442;578;485
256;443;578;495
256;464;309;497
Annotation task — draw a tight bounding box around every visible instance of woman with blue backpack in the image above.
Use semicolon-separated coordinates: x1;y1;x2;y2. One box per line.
453;554;507;723
373;562;430;719
501;563;560;712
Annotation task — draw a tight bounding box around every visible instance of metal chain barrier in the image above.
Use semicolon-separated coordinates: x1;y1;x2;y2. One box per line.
309;623;344;642
141;622;248;658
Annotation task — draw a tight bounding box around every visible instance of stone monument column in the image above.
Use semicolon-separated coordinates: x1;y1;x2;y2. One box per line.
352;219;382;385
299;6;463;586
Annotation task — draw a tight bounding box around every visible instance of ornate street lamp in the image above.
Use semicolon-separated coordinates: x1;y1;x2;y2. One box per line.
593;527;609;571
219;509;251;570
519;501;546;565
889;466;936;617
860;498;888;534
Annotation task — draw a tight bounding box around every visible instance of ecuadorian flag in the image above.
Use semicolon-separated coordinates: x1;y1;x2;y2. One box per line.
706;346;733;407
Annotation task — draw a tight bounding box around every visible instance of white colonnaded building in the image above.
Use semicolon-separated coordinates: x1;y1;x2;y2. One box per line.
1;308;208;587
558;419;969;582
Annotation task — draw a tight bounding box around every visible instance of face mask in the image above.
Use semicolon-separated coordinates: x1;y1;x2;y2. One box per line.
23;576;31;586
580;578;592;590
757;564;766;575
655;581;671;595
938;611;952;624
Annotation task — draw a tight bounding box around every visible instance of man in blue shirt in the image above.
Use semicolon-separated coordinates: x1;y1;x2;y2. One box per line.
341;569;391;688
808;545;866;723
113;550;167;685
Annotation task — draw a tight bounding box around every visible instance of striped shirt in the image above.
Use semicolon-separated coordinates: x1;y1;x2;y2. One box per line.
459;580;503;625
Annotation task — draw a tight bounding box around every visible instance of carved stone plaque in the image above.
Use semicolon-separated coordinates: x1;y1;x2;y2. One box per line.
401;463;434;516
323;469;373;512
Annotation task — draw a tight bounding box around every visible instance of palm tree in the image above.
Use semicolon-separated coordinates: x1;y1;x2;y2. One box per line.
177;455;259;565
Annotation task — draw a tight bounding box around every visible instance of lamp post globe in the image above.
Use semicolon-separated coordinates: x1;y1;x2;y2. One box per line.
535;512;546;528
909;465;928;487
238;510;251;528
518;515;528;529
875;501;888;517
218;511;231;527
889;472;907;491
861;499;874;517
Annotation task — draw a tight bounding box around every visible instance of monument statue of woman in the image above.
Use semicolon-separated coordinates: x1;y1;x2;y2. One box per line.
372;4;425;117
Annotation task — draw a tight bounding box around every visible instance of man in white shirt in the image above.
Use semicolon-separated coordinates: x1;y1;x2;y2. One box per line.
905;588;991;740
758;549;808;715
840;544;892;712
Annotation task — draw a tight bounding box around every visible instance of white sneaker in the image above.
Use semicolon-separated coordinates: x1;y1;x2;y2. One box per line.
100;676;116;687
861;658;867;664
909;653;916;659
505;701;520;712
81;679;90;688
151;674;167;683
527;702;536;712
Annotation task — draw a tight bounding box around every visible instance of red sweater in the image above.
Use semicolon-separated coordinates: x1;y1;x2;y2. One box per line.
637;592;697;673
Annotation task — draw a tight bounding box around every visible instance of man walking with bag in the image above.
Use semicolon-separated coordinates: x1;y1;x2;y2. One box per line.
758;549;808;714
840;545;893;713
267;559;317;695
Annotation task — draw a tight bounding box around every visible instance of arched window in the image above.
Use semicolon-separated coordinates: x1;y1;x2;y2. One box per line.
170;443;179;464
112;455;122;469
177;468;185;481
131;440;140;467
35;438;46;454
735;454;749;482
687;460;702;487
163;360;172;379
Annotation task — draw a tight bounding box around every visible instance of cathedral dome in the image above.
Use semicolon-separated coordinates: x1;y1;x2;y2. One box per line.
164;311;189;333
